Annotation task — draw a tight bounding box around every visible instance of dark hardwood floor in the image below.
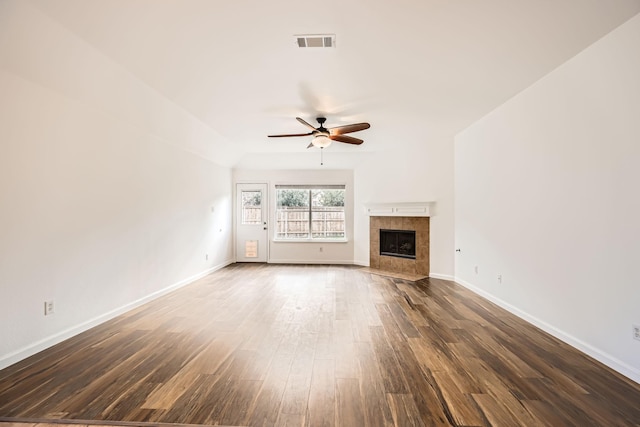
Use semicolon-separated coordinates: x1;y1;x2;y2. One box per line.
0;264;639;426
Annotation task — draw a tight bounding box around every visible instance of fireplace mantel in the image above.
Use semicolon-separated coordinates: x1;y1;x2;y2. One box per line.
364;202;433;217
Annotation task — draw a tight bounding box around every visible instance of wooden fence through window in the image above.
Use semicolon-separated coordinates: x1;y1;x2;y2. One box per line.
243;206;345;238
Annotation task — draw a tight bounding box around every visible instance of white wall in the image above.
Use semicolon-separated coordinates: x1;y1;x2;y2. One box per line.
233;169;354;264
455;14;640;383
353;135;455;279
0;2;234;369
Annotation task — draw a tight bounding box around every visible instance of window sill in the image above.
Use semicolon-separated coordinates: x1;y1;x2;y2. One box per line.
272;238;348;244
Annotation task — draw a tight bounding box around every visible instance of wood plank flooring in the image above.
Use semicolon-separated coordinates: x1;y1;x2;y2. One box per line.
1;264;639;426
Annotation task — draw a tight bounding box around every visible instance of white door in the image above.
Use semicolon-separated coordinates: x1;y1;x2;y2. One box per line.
236;183;268;262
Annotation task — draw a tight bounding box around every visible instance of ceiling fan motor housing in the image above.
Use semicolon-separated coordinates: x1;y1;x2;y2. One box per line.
316;117;328;133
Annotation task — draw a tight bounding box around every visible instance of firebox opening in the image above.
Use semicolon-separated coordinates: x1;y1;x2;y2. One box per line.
380;229;416;259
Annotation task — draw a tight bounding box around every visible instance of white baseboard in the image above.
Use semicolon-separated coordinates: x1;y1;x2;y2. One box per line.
268;259;355;265
0;259;233;371
428;272;455;281
455;277;640;385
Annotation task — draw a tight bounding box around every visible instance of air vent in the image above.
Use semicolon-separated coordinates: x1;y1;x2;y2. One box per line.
295;34;336;48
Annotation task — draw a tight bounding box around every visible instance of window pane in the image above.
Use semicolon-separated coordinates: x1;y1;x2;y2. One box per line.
242;190;261;225
311;189;345;238
276;189;310;239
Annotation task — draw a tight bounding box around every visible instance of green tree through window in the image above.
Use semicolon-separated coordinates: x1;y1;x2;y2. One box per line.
276;189;308;207
315;189;344;207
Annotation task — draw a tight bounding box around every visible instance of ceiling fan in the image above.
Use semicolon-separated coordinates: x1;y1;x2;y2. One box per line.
268;117;370;149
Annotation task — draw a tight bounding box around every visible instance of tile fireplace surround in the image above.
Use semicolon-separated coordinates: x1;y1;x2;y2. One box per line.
369;216;430;277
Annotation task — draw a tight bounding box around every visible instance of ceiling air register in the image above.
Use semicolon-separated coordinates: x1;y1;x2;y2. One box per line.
295;34;336;48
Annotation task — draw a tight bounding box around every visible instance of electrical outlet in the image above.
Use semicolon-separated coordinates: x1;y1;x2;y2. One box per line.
44;300;54;316
474;265;478;274
633;325;640;341
497;274;502;283
205;254;209;261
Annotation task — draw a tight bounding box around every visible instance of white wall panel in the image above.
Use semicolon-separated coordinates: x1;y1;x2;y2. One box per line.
455;14;640;382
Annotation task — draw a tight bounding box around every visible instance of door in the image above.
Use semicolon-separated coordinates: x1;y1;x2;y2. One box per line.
236;183;268;262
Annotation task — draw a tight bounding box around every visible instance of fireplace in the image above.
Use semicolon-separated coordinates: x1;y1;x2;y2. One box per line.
380;229;416;259
369;216;429;278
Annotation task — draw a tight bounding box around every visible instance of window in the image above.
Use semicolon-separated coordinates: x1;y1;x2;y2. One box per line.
275;185;345;240
241;190;261;225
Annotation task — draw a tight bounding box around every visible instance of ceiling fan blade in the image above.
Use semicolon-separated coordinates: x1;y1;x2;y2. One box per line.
329;122;370;135
330;134;363;145
296;117;318;131
268;132;314;138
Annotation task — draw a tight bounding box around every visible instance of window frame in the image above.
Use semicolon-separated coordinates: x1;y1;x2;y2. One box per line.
273;185;347;242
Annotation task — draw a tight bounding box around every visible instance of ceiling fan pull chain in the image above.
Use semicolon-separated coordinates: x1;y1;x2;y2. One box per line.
321;147;324;165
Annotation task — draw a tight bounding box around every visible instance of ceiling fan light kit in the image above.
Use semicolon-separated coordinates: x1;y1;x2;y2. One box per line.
312;134;332;148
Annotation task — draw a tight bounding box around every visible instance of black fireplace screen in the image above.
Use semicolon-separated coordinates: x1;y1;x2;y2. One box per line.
380;229;416;259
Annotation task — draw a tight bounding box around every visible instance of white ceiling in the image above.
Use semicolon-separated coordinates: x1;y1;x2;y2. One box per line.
28;0;640;165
